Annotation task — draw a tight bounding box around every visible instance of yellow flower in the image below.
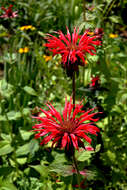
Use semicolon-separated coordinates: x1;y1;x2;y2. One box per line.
43;55;52;62
31;26;36;30
20;26;26;31
18;47;29;53
18;48;24;54
109;33;118;38
20;25;35;31
26;25;32;30
87;32;94;36
24;47;29;53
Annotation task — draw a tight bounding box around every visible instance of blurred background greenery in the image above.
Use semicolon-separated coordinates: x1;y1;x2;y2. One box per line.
0;0;127;189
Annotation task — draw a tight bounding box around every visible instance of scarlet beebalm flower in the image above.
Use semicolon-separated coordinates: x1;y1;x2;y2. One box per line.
0;5;18;18
44;28;101;76
32;97;100;151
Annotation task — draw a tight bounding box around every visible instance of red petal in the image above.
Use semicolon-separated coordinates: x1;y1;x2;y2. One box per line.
40;135;53;145
76;132;92;144
46;103;62;123
52;136;61;147
70;134;79;149
61;132;68;148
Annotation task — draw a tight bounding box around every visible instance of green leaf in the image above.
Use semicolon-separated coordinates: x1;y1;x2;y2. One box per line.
77;150;92;162
109;16;121;23
23;86;37;96
49;163;73;177
0;115;6;121
20;130;33;141
22;108;31;116
17;157;27;165
30;165;49;177
16;139;39;157
0;167;14;177
107;150;116;162
95;144;101;152
0;142;13;156
0;111;21;121
0;134;12;141
0;80;14;98
0;181;17;190
87;54;99;63
7;111;21;120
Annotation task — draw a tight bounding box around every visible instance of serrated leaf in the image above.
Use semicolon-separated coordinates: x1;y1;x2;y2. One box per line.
23;86;37;96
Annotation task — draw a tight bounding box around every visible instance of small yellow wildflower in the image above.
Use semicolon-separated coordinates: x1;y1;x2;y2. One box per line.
18;47;29;54
18;48;24;54
20;26;25;31
43;55;52;62
31;26;36;30
24;47;29;53
109;34;118;38
20;25;36;31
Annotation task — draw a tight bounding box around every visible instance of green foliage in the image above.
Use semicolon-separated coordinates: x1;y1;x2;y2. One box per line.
0;0;127;189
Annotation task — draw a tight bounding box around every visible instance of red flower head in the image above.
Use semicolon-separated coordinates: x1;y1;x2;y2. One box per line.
90;76;100;88
0;5;18;18
45;28;101;77
32;97;100;154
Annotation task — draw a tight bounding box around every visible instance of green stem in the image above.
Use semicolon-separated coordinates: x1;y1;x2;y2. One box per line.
83;0;86;22
72;71;75;107
72;152;81;189
4;112;20;177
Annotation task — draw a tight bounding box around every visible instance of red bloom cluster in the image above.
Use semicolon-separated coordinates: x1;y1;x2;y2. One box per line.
90;76;100;87
45;28;101;69
32;97;100;151
0;5;18;18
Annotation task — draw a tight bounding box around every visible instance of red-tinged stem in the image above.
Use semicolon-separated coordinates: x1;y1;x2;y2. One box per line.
72;71;75;108
72;152;81;189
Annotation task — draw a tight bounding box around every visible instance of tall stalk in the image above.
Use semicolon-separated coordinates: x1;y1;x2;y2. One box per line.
72;71;81;189
72;152;81;188
72;71;76;107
